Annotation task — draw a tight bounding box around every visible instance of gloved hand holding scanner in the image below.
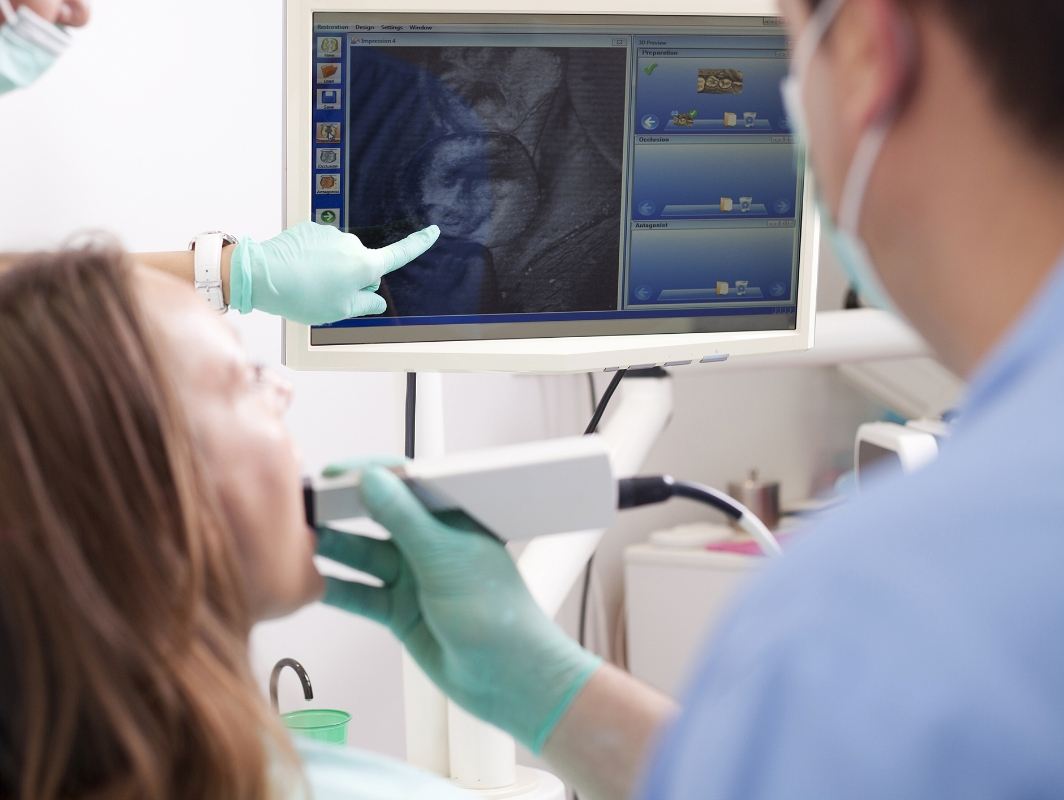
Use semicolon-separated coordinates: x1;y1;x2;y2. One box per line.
317;462;680;799
311;438;776;799
318;466;604;756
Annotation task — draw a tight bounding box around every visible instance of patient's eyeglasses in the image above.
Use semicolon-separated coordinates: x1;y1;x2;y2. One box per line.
249;363;294;413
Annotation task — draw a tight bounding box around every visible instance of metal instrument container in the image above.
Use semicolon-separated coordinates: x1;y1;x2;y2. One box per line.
727;469;781;530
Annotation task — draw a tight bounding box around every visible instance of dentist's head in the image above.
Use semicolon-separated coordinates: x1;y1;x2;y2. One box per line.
781;0;1064;376
0;0;90;93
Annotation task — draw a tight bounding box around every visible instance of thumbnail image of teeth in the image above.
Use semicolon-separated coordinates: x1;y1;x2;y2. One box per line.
697;68;744;94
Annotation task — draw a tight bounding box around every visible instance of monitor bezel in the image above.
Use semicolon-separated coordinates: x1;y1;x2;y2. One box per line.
283;0;818;374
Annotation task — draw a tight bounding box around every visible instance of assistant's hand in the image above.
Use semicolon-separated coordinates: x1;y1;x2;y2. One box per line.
229;221;440;324
316;466;602;754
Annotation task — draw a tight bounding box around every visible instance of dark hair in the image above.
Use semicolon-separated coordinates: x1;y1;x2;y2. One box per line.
808;0;1064;158
0;250;297;799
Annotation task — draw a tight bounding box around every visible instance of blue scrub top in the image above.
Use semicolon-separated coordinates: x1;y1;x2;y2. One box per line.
640;254;1064;799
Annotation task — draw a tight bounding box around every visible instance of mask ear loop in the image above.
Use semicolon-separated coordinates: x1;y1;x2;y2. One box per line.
782;0;849;156
792;0;847;76
836;10;918;237
836;121;891;235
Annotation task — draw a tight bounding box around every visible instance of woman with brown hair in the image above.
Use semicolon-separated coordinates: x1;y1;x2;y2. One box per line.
0;247;469;799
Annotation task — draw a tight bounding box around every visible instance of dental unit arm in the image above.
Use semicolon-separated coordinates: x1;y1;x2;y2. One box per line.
304;435;781;556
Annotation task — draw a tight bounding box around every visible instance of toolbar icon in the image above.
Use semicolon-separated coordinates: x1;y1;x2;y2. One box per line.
317;37;342;58
316;174;341;195
317;63;341;84
316;147;341;168
316;122;341;143
317;89;341;110
316;209;340;226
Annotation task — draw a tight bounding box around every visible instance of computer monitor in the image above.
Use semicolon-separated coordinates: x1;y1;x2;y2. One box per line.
283;0;818;373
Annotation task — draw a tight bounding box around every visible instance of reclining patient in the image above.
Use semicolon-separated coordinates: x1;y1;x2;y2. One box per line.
0;247;469;800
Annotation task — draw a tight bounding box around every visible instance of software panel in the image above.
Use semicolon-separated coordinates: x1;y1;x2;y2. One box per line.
307;13;805;347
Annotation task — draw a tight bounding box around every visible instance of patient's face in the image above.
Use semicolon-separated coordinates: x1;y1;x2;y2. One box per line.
136;269;323;621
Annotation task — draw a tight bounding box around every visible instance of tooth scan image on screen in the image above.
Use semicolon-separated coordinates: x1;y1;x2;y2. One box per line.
309;15;805;345
344;45;628;317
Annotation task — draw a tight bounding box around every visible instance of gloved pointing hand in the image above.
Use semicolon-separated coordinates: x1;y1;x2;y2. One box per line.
317;465;602;754
230;221;440;324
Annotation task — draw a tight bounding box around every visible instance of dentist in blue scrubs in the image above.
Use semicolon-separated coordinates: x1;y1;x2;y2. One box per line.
322;0;1064;796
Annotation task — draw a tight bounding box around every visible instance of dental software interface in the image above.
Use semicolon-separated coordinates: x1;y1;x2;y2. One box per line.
310;14;804;344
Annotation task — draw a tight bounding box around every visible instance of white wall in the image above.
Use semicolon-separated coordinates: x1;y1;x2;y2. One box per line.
0;0;880;764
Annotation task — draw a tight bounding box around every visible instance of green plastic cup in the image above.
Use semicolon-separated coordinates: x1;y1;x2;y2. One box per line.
282;709;352;745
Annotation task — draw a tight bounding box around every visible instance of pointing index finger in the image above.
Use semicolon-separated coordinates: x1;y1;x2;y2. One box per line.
372;225;441;275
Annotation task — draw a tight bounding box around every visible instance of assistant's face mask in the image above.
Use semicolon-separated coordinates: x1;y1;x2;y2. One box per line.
781;0;899;311
0;0;73;95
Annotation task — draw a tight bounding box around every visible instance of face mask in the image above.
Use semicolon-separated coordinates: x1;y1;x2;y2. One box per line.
0;0;72;95
781;0;897;311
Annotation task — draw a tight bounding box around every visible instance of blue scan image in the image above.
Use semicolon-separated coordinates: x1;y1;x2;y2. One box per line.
344;46;628;316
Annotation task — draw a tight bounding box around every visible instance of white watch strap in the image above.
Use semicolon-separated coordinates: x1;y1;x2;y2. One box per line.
193;232;227;313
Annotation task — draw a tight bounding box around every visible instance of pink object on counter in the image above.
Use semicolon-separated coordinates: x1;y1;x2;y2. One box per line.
706;531;792;556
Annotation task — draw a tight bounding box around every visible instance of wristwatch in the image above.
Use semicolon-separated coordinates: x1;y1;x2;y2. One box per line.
189;231;239;313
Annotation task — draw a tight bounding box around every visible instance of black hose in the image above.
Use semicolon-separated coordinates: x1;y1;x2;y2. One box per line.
584;370;627;435
405;372;417;459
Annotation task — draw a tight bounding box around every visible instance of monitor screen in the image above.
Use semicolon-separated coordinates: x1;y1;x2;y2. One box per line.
309;13;804;346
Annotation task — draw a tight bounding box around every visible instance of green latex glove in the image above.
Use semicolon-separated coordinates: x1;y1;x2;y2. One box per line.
317;465;602;754
230;221;440;324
